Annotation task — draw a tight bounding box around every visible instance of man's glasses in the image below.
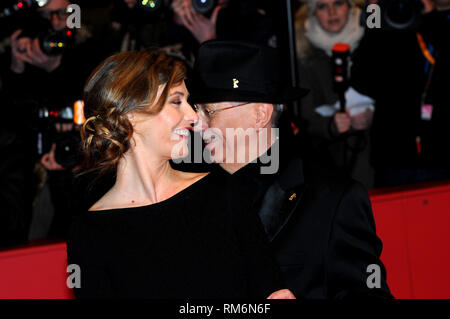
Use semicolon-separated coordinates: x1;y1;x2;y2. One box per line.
193;102;251;118
39;9;69;20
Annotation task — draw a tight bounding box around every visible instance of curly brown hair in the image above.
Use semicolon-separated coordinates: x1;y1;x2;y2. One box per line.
79;50;187;176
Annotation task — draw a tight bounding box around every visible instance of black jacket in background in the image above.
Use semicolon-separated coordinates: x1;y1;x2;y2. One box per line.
351;11;450;171
419;10;450;168
0;127;30;248
351;29;425;171
228;141;393;299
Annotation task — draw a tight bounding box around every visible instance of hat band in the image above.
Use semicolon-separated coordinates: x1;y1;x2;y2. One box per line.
197;74;282;96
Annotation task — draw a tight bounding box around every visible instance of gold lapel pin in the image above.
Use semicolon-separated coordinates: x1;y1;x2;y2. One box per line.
233;78;239;88
289;193;297;201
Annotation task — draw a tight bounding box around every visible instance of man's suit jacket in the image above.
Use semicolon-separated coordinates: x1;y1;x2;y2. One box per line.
232;150;393;299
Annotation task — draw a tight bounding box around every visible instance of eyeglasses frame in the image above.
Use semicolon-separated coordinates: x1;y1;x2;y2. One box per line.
193;102;251;117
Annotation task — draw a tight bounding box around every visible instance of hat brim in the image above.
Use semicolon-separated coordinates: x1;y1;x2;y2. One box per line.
189;86;309;104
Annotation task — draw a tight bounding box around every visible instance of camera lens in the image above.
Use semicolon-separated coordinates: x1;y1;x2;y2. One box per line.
41;31;67;55
192;0;216;14
385;0;417;29
54;131;82;169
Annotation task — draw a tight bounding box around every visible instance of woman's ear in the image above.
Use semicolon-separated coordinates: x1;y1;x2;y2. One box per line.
255;103;274;129
126;112;136;127
126;112;138;147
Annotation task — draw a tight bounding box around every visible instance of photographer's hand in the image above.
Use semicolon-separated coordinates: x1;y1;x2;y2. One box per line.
267;289;296;299
421;0;435;13
334;109;351;134
179;6;222;43
41;144;65;171
172;0;195;25
350;109;373;131
25;38;62;73
10;30;33;74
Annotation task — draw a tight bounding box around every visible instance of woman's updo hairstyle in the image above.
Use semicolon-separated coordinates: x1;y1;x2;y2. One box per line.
80;50;187;175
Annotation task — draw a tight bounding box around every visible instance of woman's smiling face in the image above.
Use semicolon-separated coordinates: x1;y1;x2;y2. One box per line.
131;81;199;160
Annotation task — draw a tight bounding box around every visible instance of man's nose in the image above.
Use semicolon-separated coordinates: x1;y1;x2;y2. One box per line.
51;14;64;30
192;118;208;132
51;13;60;23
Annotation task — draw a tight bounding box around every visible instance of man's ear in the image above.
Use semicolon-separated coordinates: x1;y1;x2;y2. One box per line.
255;103;274;129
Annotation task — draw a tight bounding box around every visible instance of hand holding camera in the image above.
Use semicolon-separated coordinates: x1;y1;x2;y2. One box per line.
171;0;223;43
10;29;62;74
10;29;31;74
334;110;352;134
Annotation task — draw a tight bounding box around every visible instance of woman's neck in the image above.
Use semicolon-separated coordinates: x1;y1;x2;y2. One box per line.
113;147;179;205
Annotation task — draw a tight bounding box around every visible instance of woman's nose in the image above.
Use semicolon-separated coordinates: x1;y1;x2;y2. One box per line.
184;103;199;124
196;107;209;124
328;5;336;16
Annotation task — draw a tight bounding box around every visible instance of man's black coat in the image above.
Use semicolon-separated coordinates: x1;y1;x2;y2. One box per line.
230;141;393;299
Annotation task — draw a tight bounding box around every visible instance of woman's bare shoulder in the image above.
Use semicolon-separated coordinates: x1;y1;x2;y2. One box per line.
87;172;212;211
177;171;210;183
87;188;121;212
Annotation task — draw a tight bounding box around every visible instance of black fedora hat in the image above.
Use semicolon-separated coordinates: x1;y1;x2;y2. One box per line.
188;40;309;104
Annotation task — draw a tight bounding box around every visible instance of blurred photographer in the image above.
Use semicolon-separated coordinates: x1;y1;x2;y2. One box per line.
0;0;98;242
171;0;223;43
100;0;202;65
3;0;95;105
171;0;279;47
10;0;69;74
106;0;169;52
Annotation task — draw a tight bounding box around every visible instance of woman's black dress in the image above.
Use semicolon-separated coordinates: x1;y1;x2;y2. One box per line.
66;172;283;298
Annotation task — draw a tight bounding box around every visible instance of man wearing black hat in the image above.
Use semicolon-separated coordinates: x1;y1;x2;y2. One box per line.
189;40;392;299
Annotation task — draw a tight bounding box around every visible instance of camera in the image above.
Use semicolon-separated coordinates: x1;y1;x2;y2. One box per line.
192;0;217;15
20;16;73;55
1;0;72;56
36;105;83;169
361;0;424;30
53;130;83;169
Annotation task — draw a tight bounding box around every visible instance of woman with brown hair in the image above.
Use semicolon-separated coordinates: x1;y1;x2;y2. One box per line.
66;50;293;299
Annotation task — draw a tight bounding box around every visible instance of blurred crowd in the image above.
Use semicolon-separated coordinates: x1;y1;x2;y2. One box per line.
0;0;449;248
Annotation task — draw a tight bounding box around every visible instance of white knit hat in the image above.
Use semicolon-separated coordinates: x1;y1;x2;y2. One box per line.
307;0;354;15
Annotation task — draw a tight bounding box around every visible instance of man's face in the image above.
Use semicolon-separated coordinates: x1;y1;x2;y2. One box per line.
197;101;256;164
38;0;71;31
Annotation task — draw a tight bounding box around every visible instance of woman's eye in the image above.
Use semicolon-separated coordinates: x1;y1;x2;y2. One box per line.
334;0;344;7
317;3;328;10
171;101;182;107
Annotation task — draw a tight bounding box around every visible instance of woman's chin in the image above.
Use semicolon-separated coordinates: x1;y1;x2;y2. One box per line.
169;137;190;160
324;22;346;33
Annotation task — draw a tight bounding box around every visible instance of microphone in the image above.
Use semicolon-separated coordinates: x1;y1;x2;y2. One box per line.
331;43;351;112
